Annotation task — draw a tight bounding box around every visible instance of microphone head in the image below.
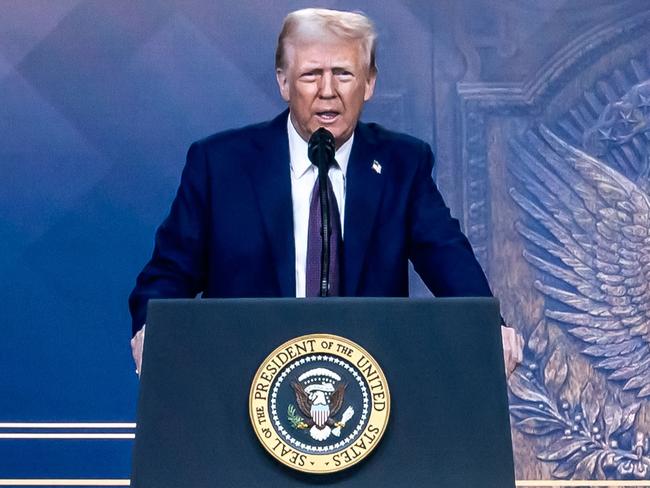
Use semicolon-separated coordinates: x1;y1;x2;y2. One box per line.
308;127;336;167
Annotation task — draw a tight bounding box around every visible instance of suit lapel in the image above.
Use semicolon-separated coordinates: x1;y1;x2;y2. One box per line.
344;122;385;296
248;111;295;297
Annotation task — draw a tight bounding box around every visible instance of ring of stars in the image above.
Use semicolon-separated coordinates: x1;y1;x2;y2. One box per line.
270;354;370;453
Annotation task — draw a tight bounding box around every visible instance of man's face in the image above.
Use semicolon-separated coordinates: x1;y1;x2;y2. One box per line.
276;37;376;148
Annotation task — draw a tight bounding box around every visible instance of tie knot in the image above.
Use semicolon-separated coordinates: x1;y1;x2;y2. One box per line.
313;159;338;174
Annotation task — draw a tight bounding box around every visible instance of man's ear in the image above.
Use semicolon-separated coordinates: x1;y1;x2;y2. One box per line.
276;68;290;102
364;70;377;102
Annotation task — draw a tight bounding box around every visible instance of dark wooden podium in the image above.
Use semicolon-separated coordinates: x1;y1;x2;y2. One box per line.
131;297;515;487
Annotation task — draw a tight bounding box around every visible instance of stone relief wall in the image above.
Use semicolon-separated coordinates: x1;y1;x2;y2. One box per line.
443;1;650;481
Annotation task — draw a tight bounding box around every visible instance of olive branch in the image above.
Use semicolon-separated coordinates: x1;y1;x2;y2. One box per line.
510;320;648;479
287;404;304;429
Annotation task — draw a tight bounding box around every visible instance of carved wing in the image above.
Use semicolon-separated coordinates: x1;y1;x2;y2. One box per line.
329;383;347;416
291;382;312;417
510;125;650;397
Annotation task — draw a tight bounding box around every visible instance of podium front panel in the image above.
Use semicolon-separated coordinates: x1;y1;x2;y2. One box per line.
131;297;515;488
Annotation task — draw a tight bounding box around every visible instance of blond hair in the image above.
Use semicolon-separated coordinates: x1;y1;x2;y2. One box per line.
275;8;377;74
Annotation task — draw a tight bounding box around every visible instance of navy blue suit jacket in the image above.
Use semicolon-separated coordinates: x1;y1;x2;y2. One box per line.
129;111;493;335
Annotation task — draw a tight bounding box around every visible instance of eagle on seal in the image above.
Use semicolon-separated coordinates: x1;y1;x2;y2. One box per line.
291;380;347;441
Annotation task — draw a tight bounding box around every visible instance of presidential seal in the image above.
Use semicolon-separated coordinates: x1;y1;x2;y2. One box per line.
249;334;390;474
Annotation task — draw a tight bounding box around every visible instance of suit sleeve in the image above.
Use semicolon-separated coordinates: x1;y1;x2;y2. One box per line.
128;142;210;336
407;143;494;297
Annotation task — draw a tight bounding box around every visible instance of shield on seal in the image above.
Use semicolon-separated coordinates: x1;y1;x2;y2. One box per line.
311;403;329;428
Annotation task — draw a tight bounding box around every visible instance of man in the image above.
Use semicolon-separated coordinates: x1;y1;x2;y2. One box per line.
129;8;523;375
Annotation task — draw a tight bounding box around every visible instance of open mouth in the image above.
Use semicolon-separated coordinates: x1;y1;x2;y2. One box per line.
316;111;340;122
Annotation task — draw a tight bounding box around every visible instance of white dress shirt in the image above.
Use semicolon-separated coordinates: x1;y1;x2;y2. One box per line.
288;115;352;297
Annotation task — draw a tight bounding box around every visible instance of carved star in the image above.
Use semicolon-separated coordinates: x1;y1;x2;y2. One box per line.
598;127;616;143
619;109;638;125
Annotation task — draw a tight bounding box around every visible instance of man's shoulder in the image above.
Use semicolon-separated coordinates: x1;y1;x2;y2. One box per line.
357;121;430;153
192;111;287;152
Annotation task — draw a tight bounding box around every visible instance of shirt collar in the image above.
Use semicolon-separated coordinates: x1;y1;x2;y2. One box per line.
287;113;353;179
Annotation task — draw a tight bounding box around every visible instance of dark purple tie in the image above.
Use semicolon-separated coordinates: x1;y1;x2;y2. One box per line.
306;171;342;297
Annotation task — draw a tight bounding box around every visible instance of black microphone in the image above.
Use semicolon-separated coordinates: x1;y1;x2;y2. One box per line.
307;128;336;297
308;127;335;169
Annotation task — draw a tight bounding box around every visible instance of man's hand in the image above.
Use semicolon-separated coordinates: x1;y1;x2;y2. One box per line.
501;325;524;378
131;325;146;377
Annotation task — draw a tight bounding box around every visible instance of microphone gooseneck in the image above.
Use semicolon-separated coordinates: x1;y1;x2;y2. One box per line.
307;128;336;297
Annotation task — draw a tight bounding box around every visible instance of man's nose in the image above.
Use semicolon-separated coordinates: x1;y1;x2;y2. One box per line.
318;73;336;98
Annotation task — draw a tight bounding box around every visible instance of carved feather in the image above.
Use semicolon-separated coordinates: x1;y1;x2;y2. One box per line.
511;125;650;397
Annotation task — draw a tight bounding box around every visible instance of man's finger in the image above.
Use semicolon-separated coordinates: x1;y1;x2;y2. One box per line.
516;333;525;364
501;325;523;378
131;325;146;377
501;326;512;377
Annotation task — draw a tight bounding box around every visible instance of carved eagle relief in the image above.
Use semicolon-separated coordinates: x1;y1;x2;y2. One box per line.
510;125;650;398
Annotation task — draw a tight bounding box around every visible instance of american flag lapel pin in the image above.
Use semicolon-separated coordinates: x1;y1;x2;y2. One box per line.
372;160;382;174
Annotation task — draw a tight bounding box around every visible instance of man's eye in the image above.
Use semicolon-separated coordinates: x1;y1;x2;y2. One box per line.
336;71;353;79
300;72;318;80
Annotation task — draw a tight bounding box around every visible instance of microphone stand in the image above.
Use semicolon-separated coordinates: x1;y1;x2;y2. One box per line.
308;128;336;297
317;151;331;297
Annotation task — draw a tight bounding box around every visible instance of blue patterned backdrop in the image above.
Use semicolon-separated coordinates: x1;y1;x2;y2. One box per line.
2;0;650;484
